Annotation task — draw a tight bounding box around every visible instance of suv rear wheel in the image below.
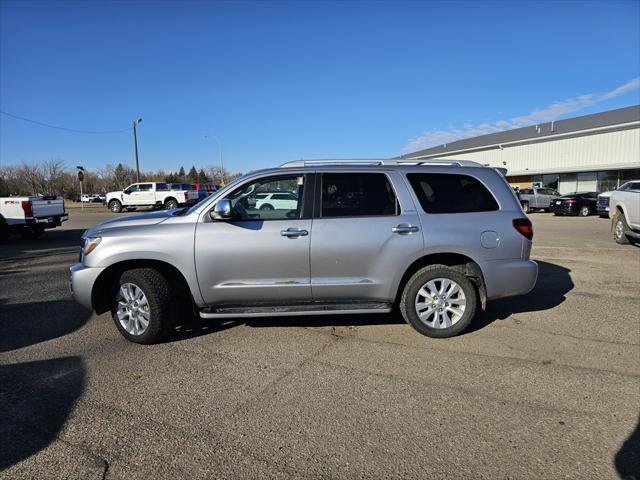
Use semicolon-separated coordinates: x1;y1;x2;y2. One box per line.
111;268;176;344
165;198;179;210
400;265;477;338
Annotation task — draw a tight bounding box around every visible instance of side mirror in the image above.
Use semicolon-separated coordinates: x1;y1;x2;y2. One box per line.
123;189;131;195
210;199;233;220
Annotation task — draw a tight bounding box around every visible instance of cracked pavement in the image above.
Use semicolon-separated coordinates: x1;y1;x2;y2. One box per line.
1;210;638;479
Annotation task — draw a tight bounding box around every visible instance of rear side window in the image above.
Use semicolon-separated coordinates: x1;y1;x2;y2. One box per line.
407;173;499;214
321;173;399;217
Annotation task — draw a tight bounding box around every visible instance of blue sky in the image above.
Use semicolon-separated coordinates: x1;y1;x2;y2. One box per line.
1;0;639;174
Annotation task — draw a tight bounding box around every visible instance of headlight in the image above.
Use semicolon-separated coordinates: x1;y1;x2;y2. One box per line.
83;236;102;256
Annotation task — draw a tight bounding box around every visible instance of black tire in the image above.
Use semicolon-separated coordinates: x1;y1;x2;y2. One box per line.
400;265;478;338
109;200;122;213
165;198;179;210
260;203;274;211
579;205;590;217
111;268;176;344
521;202;529;213
613;213;631;245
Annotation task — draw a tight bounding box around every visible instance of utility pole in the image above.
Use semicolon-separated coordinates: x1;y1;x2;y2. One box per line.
132;117;142;182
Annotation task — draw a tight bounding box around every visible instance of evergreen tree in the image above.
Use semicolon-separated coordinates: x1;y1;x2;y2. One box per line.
188;165;198;182
178;166;185;181
198;168;208;183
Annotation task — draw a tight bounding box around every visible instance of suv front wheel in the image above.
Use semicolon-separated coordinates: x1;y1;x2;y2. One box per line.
400;265;477;338
111;268;176;344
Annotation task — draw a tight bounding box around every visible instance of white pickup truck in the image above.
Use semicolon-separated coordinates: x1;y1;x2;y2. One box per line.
0;195;69;239
610;181;640;244
106;182;199;213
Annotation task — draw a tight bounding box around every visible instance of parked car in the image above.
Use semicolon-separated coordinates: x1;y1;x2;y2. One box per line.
610;183;640;244
106;182;198;213
597;180;640;218
193;183;219;200
92;194;106;204
251;191;299;210
517;186;560;213
69;159;538;344
1;195;68;239
549;192;597;216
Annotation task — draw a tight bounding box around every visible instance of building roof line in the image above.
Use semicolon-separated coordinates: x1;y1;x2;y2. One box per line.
400;104;640;159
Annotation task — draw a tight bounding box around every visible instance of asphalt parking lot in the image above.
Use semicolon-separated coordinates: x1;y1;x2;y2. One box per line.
1;208;638;479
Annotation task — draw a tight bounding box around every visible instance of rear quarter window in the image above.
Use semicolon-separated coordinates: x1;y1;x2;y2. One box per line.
407;173;499;214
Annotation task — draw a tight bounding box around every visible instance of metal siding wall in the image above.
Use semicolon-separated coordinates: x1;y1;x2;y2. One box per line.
435;128;640;174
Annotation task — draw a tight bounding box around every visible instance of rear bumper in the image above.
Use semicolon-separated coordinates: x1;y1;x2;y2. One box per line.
549;204;577;215
27;213;69;228
481;259;538;300
69;263;105;311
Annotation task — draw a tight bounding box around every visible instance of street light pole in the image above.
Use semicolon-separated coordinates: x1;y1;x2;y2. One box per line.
132;117;142;182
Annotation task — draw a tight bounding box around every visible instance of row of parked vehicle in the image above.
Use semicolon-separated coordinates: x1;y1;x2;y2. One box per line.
105;182;220;213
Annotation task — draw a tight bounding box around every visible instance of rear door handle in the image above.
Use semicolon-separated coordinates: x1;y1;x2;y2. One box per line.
392;224;420;235
280;228;309;237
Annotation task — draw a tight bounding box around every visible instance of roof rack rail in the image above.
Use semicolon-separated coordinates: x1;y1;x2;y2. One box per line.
279;158;485;168
391;159;483;167
279;159;385;168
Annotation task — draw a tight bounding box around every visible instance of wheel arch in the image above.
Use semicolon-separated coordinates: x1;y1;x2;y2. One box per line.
164;196;178;205
395;252;487;310
92;259;194;314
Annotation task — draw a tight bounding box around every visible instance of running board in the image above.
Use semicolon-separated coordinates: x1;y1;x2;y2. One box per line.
199;302;393;319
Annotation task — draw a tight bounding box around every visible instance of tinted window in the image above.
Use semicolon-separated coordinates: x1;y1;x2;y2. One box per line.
407;173;499;214
520;189;533;195
156;183;168;191
226;175;304;220
125;184;139;193
138;184;153;191
321;173;398;217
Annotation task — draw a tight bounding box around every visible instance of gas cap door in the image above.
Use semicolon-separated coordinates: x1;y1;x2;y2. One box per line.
480;230;500;249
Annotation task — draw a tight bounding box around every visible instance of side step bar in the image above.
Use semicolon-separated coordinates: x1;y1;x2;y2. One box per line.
199;302;393;319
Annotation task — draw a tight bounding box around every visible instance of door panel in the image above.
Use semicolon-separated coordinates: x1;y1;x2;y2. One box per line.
194;172;312;306
310;171;423;302
195;219;312;305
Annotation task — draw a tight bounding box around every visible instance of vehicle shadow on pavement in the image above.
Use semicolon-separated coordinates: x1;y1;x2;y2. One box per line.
0;356;86;472
0;298;92;353
167;312;404;342
615;418;640;479
469;260;574;333
0;229;84;260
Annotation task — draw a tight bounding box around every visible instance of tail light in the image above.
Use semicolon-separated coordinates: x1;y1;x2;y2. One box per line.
564;198;577;203
21;200;33;218
513;218;533;240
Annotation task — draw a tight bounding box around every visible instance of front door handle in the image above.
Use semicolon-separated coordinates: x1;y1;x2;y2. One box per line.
280;228;309;237
392;224;420;235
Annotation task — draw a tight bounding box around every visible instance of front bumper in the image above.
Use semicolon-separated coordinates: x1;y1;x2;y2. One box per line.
481;259;538;300
69;263;105;311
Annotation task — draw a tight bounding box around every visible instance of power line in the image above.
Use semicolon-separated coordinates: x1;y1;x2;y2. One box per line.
0;110;131;134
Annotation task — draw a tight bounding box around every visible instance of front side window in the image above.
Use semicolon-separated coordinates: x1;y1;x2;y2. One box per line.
226;175;304;220
407;173;499;214
125;184;139;193
321;173;398;218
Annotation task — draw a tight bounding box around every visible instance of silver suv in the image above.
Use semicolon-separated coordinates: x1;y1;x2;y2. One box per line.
70;159;538;344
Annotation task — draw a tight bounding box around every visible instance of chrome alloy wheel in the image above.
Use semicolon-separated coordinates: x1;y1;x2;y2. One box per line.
615;219;625;240
414;278;466;329
116;283;150;336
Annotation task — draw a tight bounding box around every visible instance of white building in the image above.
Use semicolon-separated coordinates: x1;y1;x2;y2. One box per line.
400;105;640;194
